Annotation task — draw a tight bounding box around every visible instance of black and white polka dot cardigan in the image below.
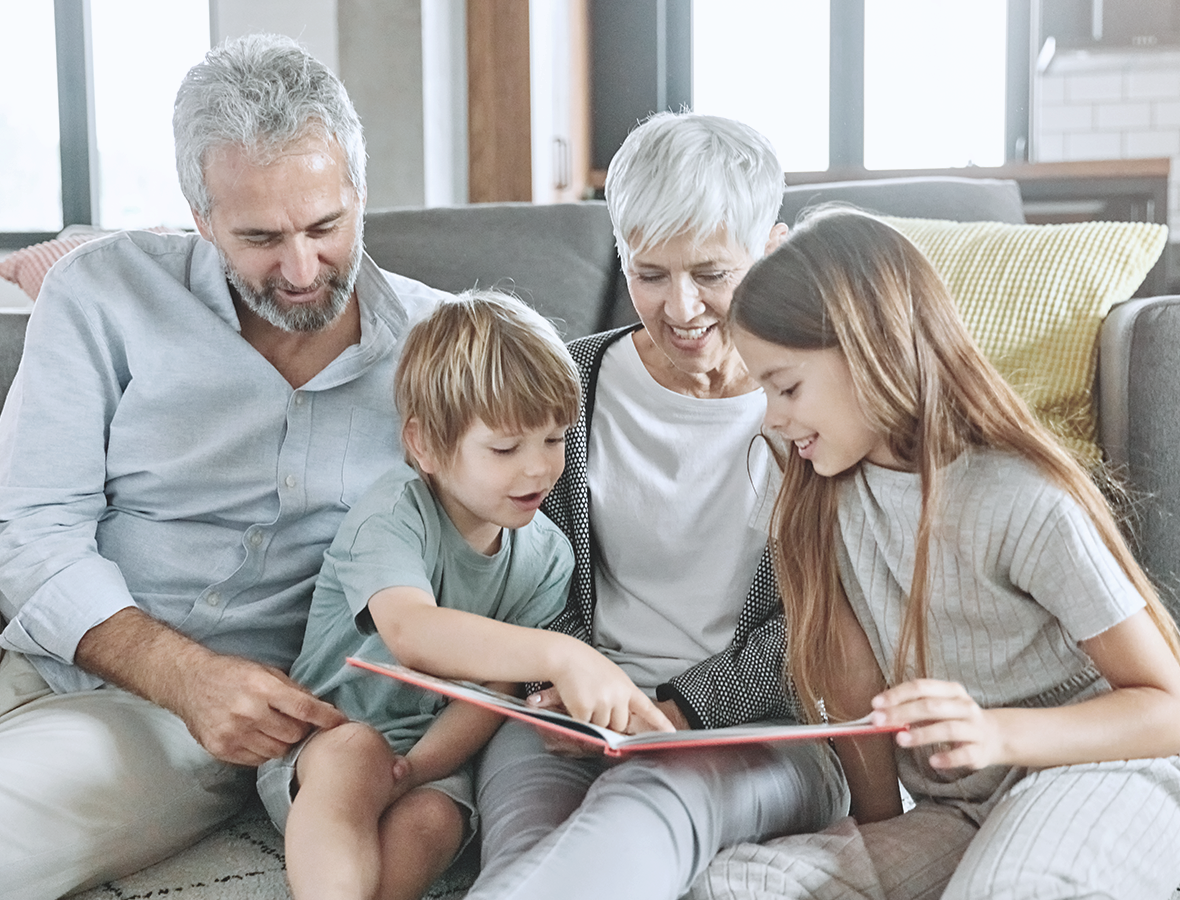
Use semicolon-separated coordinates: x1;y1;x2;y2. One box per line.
540;326;801;729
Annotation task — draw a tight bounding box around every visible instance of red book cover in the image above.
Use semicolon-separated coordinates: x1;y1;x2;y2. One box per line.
346;657;903;757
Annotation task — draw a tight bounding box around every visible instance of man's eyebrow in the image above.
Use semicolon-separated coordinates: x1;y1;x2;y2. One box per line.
230;210;347;238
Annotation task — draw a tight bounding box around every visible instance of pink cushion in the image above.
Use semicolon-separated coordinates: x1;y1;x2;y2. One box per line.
0;235;102;300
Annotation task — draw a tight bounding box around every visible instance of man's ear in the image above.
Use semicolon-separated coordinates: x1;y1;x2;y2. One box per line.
764;222;790;256
192;208;214;243
402;418;438;476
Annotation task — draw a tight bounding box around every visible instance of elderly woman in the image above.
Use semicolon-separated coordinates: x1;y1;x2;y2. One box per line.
465;113;849;900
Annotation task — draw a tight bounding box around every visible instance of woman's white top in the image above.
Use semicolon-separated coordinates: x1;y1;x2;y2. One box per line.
587;336;774;693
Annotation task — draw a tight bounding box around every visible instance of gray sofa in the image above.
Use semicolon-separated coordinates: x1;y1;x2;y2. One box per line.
0;174;1169;897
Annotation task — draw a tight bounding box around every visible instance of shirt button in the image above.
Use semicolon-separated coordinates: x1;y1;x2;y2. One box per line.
248;531;264;547
285;475;297;488
294;393;305;406
206;591;222;607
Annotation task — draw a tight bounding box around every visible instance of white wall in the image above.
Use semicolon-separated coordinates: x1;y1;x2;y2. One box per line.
1034;49;1180;238
421;0;468;207
210;0;339;72
209;0;467;209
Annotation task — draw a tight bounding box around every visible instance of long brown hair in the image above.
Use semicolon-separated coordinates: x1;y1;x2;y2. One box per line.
732;206;1180;722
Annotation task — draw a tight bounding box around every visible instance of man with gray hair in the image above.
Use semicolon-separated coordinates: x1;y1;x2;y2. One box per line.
0;34;442;899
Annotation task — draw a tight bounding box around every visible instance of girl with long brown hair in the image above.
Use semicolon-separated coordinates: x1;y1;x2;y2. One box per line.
694;206;1180;900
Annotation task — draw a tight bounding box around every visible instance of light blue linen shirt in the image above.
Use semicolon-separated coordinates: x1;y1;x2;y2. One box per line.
0;230;443;693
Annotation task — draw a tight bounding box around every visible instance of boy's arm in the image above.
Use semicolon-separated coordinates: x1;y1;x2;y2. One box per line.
402;682;515;787
368;586;673;733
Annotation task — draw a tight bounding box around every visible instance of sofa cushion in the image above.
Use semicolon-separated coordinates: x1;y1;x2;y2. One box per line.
882;216;1167;467
0;227;182;301
0;235;98;300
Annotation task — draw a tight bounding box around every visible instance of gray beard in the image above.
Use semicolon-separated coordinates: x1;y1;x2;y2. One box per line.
220;236;363;333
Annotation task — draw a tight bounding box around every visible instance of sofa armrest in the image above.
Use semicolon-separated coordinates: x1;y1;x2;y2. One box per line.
1099;295;1180;614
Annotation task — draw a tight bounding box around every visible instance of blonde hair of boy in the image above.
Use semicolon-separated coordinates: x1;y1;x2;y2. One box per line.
730;205;1180;724
394;290;582;476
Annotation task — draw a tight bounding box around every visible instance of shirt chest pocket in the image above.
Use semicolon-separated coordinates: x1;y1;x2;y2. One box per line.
339;407;401;508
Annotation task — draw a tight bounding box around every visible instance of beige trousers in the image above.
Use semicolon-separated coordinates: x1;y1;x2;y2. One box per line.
690;757;1180;900
0;649;253;900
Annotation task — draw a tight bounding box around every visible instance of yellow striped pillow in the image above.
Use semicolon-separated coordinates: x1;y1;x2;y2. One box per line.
881;216;1167;467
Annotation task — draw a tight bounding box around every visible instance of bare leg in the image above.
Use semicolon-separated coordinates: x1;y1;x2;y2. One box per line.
285;722;411;900
375;787;466;900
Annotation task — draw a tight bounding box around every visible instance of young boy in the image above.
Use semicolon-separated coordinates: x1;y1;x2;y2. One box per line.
257;291;672;900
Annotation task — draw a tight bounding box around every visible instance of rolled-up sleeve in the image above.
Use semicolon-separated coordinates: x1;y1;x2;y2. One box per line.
0;253;137;673
0;232;436;694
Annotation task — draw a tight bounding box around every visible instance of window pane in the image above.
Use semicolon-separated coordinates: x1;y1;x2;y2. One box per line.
692;0;829;172
91;0;209;229
864;1;1007;170
0;1;62;231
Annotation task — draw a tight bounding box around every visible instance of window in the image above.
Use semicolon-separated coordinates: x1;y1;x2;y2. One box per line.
0;2;63;233
0;0;209;246
591;0;1027;177
91;0;210;229
692;0;829;172
863;1;1007;169
691;0;1010;172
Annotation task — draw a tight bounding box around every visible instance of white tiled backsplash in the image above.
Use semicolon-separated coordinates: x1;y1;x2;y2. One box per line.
1035;48;1180;238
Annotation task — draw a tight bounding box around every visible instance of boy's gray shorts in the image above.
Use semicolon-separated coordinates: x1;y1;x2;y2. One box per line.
256;729;478;845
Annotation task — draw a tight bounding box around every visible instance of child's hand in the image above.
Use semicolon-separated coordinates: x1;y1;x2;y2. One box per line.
869;679;1005;770
529;683;676;736
543;643;676;734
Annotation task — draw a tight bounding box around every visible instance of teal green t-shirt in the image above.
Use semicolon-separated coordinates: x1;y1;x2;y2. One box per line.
290;465;572;754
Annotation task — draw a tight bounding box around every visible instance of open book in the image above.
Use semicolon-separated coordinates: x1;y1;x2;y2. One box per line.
346;657;903;757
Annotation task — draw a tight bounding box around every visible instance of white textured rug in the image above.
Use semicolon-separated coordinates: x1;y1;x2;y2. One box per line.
61;800;1180;900
68;799;476;900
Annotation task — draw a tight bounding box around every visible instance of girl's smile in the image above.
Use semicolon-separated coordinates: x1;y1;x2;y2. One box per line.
734;327;900;476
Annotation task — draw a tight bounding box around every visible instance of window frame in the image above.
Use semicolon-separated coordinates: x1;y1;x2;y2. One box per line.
4;0;215;250
588;0;1033;179
1;0;93;249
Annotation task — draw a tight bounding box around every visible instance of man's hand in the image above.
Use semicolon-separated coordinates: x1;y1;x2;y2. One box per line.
75;607;345;766
172;654;346;766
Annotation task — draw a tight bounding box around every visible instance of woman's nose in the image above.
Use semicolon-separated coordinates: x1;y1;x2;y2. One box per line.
666;272;703;320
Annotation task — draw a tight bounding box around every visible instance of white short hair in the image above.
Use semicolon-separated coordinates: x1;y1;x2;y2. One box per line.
604;112;784;268
174;33;365;218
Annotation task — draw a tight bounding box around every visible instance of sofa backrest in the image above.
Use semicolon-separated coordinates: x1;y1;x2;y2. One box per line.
362;176;1028;346
780;175;1027;226
0;310;29;414
0;178;1031;411
363;201;633;341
